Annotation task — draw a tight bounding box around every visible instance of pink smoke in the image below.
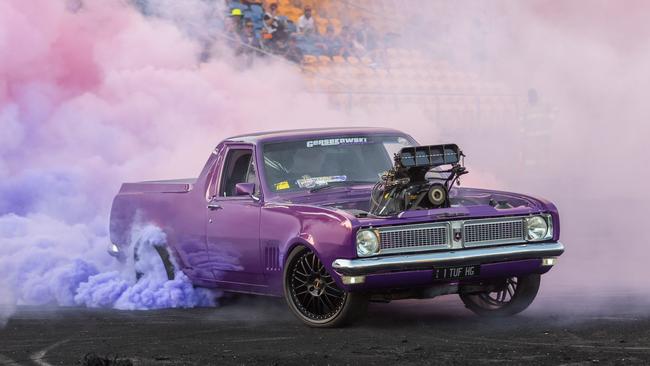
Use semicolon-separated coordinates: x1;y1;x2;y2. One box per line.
0;0;369;325
0;0;269;323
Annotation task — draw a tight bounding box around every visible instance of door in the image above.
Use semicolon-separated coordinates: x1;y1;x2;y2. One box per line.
206;146;265;288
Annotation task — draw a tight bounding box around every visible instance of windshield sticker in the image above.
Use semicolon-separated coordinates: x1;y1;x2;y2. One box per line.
306;137;368;148
296;175;347;189
275;181;290;190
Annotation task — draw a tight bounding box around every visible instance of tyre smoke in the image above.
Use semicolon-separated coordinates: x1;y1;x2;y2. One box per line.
1;0;649;327
0;0;362;325
0;0;305;324
74;224;217;310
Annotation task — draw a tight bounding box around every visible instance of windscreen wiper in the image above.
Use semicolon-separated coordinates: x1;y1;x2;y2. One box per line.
309;181;376;193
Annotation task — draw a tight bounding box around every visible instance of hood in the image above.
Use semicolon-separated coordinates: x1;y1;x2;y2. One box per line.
271;186;555;227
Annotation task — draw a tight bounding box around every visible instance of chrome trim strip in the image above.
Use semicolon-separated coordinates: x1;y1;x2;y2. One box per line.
332;242;565;276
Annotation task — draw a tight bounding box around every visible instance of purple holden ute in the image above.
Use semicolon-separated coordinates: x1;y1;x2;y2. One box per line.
109;127;564;327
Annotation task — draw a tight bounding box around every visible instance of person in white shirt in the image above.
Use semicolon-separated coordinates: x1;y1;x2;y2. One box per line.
297;6;317;35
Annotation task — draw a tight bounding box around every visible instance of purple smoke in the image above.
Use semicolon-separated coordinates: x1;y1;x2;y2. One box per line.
75;225;217;311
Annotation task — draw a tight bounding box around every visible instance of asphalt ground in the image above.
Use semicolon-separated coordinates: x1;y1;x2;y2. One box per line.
1;290;649;366
2;226;648;366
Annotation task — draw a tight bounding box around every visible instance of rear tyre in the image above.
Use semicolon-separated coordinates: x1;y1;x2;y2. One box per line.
283;246;368;328
460;274;540;317
133;241;176;281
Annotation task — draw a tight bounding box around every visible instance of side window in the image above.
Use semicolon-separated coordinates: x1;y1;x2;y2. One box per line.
219;149;256;197
205;151;222;200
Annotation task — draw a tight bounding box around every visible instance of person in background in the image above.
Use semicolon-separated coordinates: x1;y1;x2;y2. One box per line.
225;8;244;49
268;2;280;21
237;20;263;56
297;5;317;36
226;8;244;36
339;25;365;58
355;18;377;51
261;14;279;51
282;35;304;64
262;13;278;35
316;24;341;57
271;21;290;52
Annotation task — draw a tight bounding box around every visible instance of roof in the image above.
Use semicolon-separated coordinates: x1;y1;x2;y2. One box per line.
224;126;408;144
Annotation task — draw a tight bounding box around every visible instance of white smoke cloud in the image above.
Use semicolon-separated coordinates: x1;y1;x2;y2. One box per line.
403;1;650;298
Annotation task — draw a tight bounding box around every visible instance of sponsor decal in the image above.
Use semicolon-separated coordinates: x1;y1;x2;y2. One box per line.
306;137;368;148
275;181;290;190
296;175;347;188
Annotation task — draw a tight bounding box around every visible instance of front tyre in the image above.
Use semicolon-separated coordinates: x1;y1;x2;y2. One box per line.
283;246;368;328
460;274;540;317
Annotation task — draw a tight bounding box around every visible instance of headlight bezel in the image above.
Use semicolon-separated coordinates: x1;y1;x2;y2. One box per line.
524;214;553;242
356;229;380;257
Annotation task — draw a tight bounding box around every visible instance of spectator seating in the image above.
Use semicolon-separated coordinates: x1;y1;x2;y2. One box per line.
224;0;520;118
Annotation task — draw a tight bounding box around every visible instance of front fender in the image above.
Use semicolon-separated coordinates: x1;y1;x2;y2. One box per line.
261;203;355;294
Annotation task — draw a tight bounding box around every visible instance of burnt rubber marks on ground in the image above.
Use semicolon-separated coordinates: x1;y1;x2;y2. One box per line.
80;353;134;366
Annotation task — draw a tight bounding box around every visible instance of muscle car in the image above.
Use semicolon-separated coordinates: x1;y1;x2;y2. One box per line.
109;127;564;327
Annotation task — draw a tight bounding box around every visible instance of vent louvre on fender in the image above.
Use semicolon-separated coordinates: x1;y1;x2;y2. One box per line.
264;246;280;271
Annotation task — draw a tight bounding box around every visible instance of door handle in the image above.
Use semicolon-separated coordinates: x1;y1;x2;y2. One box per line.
207;202;222;210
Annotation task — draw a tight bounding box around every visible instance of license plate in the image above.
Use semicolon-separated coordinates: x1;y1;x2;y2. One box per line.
433;265;480;280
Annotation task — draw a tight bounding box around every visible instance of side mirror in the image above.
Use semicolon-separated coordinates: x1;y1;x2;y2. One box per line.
235;182;257;198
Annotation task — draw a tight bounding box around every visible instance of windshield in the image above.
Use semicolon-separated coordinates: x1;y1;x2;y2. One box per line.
262;134;417;193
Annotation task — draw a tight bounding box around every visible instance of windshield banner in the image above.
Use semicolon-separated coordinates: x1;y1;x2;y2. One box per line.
305;137;368;148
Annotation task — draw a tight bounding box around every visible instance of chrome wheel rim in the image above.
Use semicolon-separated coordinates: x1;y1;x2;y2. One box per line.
289;251;346;321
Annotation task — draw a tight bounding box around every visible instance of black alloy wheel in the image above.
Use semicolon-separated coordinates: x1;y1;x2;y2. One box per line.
460;274;541;316
284;246;368;327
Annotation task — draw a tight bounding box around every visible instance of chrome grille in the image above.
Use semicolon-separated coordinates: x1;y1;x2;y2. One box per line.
368;216;528;256
378;224;450;254
463;218;524;247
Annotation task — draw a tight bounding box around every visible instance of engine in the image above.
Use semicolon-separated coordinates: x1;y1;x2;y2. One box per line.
370;144;468;216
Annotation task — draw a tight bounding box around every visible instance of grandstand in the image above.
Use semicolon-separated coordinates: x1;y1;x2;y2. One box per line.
225;0;523;126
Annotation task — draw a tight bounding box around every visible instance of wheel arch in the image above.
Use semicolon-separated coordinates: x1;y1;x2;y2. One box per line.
281;238;346;290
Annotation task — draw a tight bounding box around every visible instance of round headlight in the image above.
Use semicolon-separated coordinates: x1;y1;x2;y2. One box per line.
525;216;548;241
356;229;379;257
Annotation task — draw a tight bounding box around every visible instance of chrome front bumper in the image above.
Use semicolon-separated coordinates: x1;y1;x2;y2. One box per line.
332;242;564;276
